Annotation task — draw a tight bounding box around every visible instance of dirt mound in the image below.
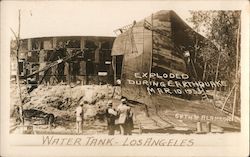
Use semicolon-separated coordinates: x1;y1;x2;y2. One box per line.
11;84;122;121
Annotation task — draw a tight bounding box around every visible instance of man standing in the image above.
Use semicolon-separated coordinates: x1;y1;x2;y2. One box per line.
106;100;117;135
117;98;130;135
75;102;84;134
125;106;134;135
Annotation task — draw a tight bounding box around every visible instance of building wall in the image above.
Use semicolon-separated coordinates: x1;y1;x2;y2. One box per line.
11;36;115;85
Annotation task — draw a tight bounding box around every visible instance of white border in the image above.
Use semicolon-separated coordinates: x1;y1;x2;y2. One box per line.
1;1;249;157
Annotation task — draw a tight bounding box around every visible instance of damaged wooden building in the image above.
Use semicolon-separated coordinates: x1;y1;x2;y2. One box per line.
111;10;218;102
11;36;115;85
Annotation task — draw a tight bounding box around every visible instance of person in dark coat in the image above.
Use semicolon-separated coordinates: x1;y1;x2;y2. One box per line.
125;105;134;135
106;100;117;135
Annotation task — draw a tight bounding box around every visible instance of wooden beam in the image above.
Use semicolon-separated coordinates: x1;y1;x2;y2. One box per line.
232;19;241;121
221;84;236;111
112;56;116;84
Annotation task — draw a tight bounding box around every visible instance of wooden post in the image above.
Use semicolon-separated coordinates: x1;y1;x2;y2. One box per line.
27;39;32;51
196;122;202;133
80;37;86;85
221;84;236;111
80;37;85;51
149;13;153;81
64;62;70;84
232;19;241;121
232;89;237;121
112;56;116;84
206;121;211;133
79;61;84;85
12;10;24;125
52;37;57;49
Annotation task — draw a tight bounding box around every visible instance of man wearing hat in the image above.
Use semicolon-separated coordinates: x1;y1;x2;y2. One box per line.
106;100;117;135
117;98;131;135
75;102;85;134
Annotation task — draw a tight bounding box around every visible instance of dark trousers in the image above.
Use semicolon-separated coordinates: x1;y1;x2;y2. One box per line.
108;124;115;135
125;125;132;135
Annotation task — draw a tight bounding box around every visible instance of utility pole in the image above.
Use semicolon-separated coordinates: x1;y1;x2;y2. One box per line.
11;9;24;125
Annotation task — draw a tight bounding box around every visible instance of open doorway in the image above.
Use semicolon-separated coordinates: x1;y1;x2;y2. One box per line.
113;55;124;85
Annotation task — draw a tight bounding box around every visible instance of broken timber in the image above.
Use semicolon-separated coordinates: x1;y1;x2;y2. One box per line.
143;19;171;37
25;50;83;79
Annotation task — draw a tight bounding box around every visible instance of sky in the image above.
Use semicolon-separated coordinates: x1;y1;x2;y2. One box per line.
1;0;246;40
1;1;194;39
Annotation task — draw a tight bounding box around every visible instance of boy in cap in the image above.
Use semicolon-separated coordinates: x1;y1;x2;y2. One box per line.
75;101;85;134
106;100;117;135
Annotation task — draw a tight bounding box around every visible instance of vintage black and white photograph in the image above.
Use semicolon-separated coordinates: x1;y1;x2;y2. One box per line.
1;1;249;157
9;5;241;135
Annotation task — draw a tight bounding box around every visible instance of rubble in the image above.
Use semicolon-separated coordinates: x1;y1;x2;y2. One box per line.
11;83;122;121
10;82;240;134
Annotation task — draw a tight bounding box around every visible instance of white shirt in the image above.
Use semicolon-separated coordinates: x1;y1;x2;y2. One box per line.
76;106;83;118
108;108;117;116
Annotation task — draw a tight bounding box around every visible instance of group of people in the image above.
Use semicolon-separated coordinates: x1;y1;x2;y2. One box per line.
75;98;134;135
106;98;134;135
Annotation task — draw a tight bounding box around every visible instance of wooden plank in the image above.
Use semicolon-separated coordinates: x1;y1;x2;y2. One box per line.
79;61;86;75
25;51;82;78
28;39;32;51
52;37;57;49
80;37;85;51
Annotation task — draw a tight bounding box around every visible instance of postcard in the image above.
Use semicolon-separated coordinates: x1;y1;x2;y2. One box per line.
1;0;249;157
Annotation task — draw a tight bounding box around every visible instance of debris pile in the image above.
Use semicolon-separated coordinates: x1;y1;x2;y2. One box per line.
10;82;240;134
11;83;122;121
